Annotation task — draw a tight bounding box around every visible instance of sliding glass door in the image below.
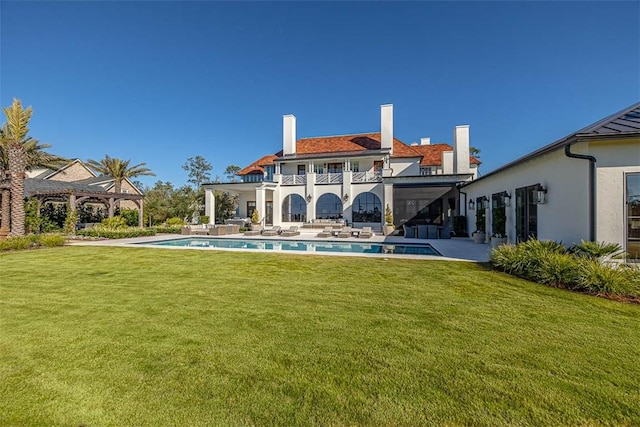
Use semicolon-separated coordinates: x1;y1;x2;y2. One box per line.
515;185;538;242
627;173;640;261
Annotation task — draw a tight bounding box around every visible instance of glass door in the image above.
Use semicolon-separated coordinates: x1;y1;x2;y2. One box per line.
627;173;640;261
265;201;273;226
515;185;538;242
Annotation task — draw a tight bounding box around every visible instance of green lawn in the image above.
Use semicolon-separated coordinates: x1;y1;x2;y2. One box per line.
1;247;639;426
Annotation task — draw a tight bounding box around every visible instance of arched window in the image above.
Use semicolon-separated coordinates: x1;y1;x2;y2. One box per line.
282;194;307;222
316;193;342;220
352;192;382;223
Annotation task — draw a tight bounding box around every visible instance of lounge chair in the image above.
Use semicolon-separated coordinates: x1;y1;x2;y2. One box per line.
261;226;281;236
337;226;352;238
316;227;332;238
358;226;373;238
280;226;300;237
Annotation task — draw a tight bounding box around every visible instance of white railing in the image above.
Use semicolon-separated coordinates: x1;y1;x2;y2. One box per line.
281;174;307;185
352;171;382;183
316;173;343;184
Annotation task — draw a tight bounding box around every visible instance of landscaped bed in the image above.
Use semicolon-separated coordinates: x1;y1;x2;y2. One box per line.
1;247;639;426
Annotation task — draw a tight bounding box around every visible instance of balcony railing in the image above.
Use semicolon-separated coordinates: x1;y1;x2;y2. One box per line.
316;173;343;184
352;171;383;183
281;174;307;185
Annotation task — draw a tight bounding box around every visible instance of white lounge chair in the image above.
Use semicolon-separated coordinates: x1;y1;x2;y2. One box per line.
337;226;352;238
280;226;300;237
261;226;281;236
358;227;373;238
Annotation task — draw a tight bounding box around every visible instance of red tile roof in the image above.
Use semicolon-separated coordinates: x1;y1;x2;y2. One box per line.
237;134;479;175
237;154;279;175
410;143;481;166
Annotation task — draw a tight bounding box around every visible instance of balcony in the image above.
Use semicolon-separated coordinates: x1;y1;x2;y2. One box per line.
281;174;307;185
316;173;343;184
352;171;382;183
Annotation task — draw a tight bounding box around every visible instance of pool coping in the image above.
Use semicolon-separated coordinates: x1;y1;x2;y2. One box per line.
67;232;492;262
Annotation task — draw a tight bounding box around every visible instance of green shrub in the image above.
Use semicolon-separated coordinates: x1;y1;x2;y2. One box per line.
99;216;129;230
200;215;210;225
119;208;139;227
491;238;640;298
77;228;156;239
165;217;185;226
64;207;79;235
153;226;182;234
39;233;66;247
576;260;638;296
572;240;625;260
535;252;582;288
0;234;65;251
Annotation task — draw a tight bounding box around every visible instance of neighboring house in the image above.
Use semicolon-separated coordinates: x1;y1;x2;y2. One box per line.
460;102;640;260
24;159;145;225
204;104;480;232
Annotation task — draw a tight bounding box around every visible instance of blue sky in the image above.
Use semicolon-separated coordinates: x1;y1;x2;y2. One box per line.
1;1;638;187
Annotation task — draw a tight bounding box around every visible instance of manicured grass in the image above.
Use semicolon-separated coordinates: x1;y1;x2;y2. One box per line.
1;247;639;426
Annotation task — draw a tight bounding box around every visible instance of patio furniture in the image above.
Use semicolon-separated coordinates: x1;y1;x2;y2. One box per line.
359;226;373;238
403;224;416;238
337;226;352;238
439;226;451;239
427;225;439;239
316;227;333;238
261;226;281;236
417;225;428;239
244;230;262;236
280;226;300;237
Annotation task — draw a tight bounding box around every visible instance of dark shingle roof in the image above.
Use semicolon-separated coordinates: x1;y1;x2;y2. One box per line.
576;103;640;136
24;178;110;197
461;102;640;187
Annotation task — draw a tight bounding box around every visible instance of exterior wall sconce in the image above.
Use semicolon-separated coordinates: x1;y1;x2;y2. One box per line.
480;196;489;209
468;199;475;210
536;187;547;204
343;193;349;202
501;193;512;207
306;194;312;203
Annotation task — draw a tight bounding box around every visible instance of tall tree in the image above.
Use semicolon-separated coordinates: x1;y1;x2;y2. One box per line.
182;155;212;190
1;99;34;235
224;165;241;183
86;155;155;194
0;124;68;232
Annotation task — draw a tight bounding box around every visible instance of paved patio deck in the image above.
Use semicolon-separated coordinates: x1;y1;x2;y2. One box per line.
68;230;492;262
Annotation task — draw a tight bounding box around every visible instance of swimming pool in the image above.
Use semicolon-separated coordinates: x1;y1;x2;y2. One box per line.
137;237;441;257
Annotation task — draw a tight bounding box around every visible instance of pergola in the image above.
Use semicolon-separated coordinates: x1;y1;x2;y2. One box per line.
23;178;144;227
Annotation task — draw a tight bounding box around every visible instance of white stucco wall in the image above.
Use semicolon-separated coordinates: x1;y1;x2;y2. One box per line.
591;138;640;249
463;148;589;244
390;158;420;177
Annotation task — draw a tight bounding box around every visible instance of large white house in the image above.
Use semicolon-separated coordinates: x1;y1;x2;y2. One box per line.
204;104;479;233
460;102;640;260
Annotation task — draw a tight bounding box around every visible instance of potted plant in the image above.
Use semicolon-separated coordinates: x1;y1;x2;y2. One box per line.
472;205;486;244
250;209;261;231
491;206;507;248
383;204;395;236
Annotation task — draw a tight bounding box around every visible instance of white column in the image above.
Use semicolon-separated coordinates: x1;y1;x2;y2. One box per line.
256;187;266;225
205;189;215;225
384;183;394;225
272;188;281;226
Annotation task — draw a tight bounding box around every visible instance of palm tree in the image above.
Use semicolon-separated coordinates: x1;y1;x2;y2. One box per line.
1;119;68;233
86;155;155;195
1;99;33;236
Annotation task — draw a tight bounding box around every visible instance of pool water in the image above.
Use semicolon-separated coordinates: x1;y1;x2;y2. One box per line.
138;238;441;256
